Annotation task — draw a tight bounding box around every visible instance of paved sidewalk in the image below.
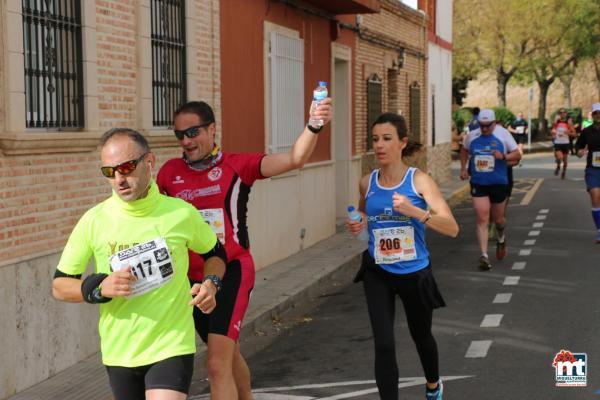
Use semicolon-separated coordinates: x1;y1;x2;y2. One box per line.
7;175;469;400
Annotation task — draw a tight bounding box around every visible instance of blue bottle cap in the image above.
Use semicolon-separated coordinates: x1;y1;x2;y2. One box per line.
319;81;328;87
347;205;355;212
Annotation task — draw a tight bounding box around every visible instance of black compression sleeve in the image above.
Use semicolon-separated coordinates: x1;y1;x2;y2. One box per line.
53;269;82;280
199;240;227;264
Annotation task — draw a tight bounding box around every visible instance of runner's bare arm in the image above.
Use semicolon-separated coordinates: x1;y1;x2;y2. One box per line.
505;149;521;162
411;170;459;238
52;277;84;302
459;146;469;180
260;98;333;177
189;254;226;313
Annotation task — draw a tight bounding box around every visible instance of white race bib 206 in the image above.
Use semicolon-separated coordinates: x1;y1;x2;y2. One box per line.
199;208;225;244
109;237;174;298
373;226;417;264
474;155;495;172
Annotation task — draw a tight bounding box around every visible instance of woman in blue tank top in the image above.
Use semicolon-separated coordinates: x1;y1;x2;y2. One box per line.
346;113;459;400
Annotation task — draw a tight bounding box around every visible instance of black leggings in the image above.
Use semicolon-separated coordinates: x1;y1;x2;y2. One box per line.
363;267;440;400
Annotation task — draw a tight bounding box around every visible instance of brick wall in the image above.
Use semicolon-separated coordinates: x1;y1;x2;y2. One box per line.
355;0;428;162
0;0;220;269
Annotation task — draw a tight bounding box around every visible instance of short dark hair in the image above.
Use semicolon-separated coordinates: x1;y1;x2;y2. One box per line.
99;127;150;154
372;112;422;157
174;101;215;124
472;107;480;116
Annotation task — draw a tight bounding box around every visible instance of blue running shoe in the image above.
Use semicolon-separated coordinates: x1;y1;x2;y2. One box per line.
425;379;443;400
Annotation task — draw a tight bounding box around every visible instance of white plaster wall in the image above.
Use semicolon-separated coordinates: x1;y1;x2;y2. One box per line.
435;0;453;43
427;46;453;146
0;254;99;398
247;163;336;269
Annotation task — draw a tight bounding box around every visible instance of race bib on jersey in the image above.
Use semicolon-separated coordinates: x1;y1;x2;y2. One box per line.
593;151;600;168
373;226;417;264
474;155;495;172
555;127;569;144
516;126;525;134
109;237;174;298
199;208;225;244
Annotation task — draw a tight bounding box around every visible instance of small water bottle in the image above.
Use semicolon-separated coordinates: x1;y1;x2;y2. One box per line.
347;205;368;242
309;81;328;128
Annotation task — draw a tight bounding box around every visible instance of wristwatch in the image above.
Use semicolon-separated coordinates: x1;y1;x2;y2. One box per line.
202;274;223;292
307;124;323;134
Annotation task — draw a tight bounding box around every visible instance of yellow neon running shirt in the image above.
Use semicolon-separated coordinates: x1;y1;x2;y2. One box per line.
57;181;217;367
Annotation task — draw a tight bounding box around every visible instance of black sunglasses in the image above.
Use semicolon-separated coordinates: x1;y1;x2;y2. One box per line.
479;122;493;128
100;153;148;178
174;122;213;140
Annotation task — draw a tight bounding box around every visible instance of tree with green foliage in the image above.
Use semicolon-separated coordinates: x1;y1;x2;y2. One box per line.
514;0;600;136
453;0;540;107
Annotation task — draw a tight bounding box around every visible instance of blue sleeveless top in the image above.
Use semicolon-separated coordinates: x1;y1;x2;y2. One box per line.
365;167;430;274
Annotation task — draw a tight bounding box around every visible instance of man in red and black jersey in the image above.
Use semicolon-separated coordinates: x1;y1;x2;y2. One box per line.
157;99;332;399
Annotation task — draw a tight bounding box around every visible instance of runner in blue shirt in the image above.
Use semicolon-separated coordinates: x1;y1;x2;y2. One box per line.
576;102;600;243
460;109;521;270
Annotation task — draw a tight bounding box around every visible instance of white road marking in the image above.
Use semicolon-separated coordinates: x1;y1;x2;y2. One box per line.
532;222;544;228
528;230;540;236
480;314;503;327
512;262;526;270
493;293;512;303
523;239;536;246
521;178;543;205
519;249;532;256
539;209;549;214
465;340;493;358
536;215;547;220
193;376;475;400
504;276;520;285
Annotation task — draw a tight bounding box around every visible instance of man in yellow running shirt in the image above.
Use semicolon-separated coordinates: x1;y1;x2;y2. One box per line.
52;128;227;400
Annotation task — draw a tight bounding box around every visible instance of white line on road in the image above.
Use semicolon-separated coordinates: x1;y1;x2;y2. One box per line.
532;222;544;228
493;293;512;303
539;209;549;214
480;314;503;327
504;276;520;285
536;215;547;220
519;249;532;256
521;178;543;205
465;340;493;358
528;230;540;236
523;239;536;246
512;262;526;270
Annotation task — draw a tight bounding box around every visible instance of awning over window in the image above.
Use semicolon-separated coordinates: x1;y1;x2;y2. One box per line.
302;0;380;14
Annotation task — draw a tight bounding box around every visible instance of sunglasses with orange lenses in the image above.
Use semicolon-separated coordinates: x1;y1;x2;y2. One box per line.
100;153;148;178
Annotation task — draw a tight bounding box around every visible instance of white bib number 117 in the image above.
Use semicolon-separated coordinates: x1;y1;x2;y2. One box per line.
109;237;174;298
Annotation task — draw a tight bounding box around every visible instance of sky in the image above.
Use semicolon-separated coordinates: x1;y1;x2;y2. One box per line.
401;0;418;9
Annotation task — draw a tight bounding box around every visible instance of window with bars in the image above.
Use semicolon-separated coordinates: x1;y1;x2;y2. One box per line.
366;74;382;151
268;32;304;154
151;0;186;127
409;81;421;141
22;0;84;129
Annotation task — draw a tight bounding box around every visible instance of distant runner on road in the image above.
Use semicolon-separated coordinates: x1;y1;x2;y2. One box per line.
551;108;576;179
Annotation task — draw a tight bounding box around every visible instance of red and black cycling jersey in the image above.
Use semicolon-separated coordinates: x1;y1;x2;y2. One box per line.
157;153;266;281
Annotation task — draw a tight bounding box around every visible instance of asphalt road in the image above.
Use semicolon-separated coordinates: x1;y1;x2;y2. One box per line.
191;153;600;400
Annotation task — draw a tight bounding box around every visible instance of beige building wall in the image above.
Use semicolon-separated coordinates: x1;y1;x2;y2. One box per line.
0;0;221;397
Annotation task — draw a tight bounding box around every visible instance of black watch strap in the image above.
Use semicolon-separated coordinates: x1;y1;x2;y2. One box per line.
307;124;323;134
203;274;223;292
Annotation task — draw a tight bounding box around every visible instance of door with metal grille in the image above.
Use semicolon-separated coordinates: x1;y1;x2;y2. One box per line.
366;74;382;151
409;81;421;141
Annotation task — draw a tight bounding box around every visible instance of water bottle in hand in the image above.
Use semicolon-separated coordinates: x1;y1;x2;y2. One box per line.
309;81;328;128
347;205;368;242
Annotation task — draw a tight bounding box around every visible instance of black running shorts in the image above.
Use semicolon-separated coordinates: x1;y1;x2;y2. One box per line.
470;183;509;204
105;354;194;400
